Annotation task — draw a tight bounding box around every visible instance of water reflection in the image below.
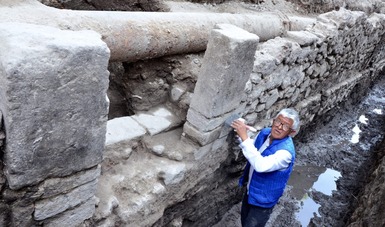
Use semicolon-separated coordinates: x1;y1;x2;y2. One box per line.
312;168;341;196
351;115;370;144
350;124;361;144
290;167;341;226
373;108;383;114
358;115;368;124
296;193;320;227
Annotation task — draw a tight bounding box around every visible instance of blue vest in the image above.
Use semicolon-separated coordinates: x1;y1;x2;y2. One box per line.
239;128;295;208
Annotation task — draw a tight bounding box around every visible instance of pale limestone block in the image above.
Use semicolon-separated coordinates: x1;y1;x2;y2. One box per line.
189;24;259;119
133;108;182;136
105;116;146;146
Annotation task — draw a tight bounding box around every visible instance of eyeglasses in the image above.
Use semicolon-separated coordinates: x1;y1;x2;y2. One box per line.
273;119;292;132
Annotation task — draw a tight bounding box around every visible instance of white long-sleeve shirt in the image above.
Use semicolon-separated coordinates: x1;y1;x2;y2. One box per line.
238;134;292;192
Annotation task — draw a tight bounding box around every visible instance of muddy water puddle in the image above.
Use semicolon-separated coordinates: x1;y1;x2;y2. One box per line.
288;165;341;226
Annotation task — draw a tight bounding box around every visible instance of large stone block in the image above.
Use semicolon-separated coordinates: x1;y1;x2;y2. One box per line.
183;122;222;146
34;179;97;220
189;24;259;119
131;106;183;136
105;116;146;146
44;197;96;227
186;108;226;132
36;166;101;199
0;22;110;189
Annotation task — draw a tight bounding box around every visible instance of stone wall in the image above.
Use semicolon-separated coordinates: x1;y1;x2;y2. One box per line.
97;8;385;227
113;8;385;126
1;6;385;227
241;8;385;129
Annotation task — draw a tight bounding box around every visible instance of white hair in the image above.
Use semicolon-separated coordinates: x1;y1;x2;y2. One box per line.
276;108;301;133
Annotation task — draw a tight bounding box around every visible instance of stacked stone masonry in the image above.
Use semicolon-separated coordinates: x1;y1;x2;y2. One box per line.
98;8;385;227
1;5;385;227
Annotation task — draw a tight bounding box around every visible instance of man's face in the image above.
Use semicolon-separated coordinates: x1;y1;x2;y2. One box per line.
271;114;294;140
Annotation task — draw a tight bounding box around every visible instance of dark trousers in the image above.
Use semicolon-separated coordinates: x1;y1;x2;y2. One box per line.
241;192;274;227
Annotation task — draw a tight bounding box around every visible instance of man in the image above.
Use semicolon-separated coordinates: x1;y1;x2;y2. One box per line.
231;108;300;227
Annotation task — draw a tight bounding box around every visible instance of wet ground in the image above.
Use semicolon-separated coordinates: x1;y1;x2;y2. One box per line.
288;166;342;226
272;74;385;226
216;75;385;226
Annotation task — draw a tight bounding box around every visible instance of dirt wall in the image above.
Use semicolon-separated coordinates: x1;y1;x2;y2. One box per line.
346;128;385;226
